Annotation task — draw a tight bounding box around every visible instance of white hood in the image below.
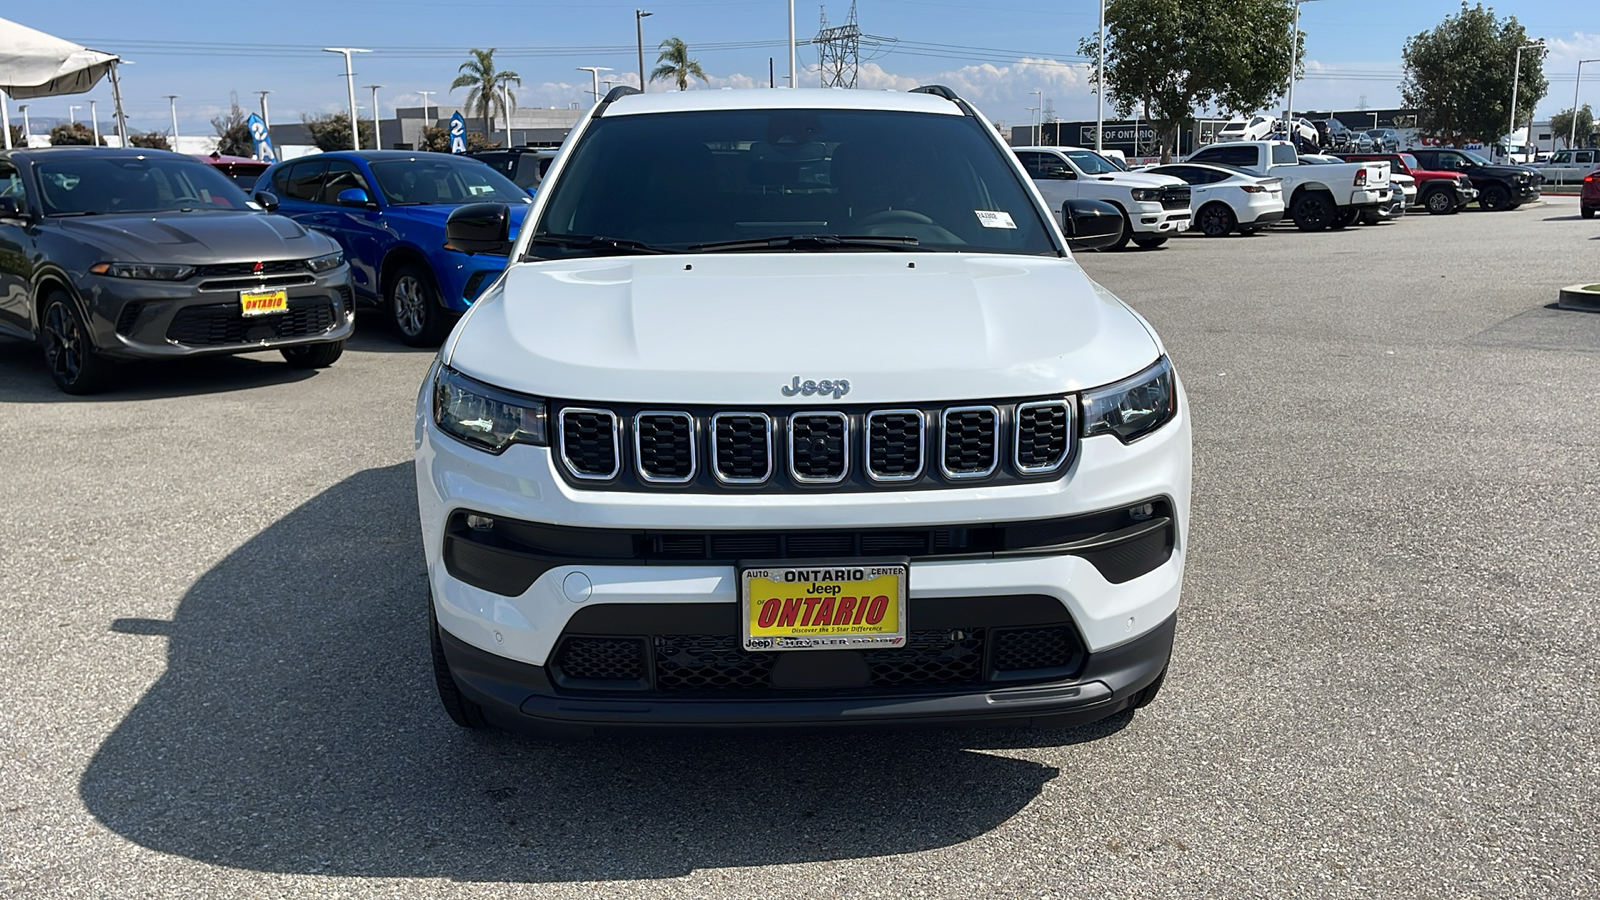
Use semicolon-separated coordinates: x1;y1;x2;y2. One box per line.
447;253;1160;405
1088;171;1185;189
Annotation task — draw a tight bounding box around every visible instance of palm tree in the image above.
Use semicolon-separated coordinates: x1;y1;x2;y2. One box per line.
451;48;522;137
650;37;709;91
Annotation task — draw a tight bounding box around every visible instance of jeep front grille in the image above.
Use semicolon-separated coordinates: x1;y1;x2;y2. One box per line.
551;399;1077;491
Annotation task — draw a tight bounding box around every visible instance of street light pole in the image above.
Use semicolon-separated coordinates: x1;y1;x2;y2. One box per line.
1284;0;1318;151
108;62;129;144
90;100;99;146
164;96;178;146
1509;39;1544;163
1096;0;1105;153
1029;89;1041;145
636;10;653;93
788;0;796;89
365;84;383;148
577;66;612;105
1568;57;1593;147
322;47;371;150
417;90;434;126
502;81;513;147
18;105;29;143
256;90;271;129
69;105;80;124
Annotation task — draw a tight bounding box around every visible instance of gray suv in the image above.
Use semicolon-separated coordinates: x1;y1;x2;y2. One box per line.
0;148;353;393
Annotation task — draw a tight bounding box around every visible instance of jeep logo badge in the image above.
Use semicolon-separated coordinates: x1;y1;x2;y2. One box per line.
782;376;850;399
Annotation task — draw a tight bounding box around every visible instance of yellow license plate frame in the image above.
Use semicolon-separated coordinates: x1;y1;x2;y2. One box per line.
240;288;288;317
740;562;908;652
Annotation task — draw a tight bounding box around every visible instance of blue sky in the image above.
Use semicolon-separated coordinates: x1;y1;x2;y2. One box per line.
10;0;1599;135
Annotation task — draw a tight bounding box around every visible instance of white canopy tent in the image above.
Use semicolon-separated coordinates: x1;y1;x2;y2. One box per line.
0;17;123;149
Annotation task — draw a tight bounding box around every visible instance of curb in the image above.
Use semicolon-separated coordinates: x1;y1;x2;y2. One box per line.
1557;284;1600;312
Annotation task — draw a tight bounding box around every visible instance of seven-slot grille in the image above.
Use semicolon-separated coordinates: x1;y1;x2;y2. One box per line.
554;400;1076;488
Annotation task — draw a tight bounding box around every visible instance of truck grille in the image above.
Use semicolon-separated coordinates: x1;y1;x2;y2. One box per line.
1159;186;1191;209
553;398;1077;491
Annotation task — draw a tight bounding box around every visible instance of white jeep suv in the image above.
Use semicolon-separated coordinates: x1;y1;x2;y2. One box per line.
417;86;1192;735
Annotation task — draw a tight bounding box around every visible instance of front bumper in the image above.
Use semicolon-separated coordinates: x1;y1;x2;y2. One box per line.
87;265;355;359
440;607;1175;735
1129;205;1191;235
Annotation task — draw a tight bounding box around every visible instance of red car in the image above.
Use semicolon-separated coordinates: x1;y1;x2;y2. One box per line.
195;153;270;193
1336;151;1479;215
1583;167;1599;219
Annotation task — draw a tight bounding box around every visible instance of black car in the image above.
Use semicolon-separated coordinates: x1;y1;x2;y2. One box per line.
1314;119;1355;151
464;147;556;192
1407;148;1542;211
0;147;353;393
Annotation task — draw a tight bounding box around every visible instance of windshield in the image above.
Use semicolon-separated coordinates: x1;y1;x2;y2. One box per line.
368;157;528;205
1064;150;1121;175
1401;153;1420;169
35;155;252;216
530;108;1057;258
1459;150;1491;166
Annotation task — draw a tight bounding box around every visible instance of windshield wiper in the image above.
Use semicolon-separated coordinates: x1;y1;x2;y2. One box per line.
689;234;921;252
48;210;100;217
528;233;679;255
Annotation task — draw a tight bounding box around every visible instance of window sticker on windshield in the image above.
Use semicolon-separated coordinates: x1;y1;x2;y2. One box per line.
975;210;1016;229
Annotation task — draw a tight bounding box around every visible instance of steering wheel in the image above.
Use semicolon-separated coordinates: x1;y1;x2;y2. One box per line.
856;209;935;227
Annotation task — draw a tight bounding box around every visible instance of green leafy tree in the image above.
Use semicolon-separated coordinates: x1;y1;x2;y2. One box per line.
1400;2;1546;146
211;103;254;157
127;132;171;151
1079;0;1301;162
450;48;521;136
1549;105;1595;149
301;113;375;152
49;122;99;146
7;124;23;147
650;37;709;91
419;125;497;152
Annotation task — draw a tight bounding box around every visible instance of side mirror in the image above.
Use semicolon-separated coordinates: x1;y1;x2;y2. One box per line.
0;196;25;220
336;187;374;207
254;190;281;212
1044;165;1074;180
1060;198;1124;252
446;203;514;256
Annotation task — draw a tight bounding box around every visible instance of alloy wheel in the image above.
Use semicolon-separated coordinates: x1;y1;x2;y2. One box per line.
42;301;83;384
393;275;427;337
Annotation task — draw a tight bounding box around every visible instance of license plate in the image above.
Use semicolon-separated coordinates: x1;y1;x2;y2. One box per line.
240;288;288;317
740;562;908;651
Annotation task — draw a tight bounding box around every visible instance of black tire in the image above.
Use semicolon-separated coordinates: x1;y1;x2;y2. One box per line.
1333;207;1361;229
430;610;489;730
1197;202;1236;237
1479;183;1511;211
1106;209;1133;251
1130;235;1168;249
387;262;448;347
40;293;114;395
1423;189;1455;215
1132;665;1167;709
279;340;345;368
1291;191;1335;231
1583;207;1596;220
1360;208;1382;226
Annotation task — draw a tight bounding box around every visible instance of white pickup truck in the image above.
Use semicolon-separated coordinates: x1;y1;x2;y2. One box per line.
1185;140;1390;231
1014;146;1192;249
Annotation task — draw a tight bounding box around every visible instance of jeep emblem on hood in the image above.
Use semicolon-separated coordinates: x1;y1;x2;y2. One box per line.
782;376;850;399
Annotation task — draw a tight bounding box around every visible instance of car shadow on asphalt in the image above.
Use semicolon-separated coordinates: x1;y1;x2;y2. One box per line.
344;312;445;354
80;462;1123;883
0;336;317;402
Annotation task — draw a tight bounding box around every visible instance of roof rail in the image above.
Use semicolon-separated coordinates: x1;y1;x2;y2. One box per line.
910;84;976;118
595;85;642;115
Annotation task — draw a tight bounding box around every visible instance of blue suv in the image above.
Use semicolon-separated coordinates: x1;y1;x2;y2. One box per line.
254;151;531;345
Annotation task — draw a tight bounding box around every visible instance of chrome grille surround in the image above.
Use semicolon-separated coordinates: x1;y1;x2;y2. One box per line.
787;411;850;485
1013;400;1073;474
633;410;697;484
710;412;775;485
939;405;1000;480
558;407;622;481
864;409;926;483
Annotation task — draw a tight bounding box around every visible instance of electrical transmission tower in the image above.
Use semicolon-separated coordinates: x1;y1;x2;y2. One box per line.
816;2;862;88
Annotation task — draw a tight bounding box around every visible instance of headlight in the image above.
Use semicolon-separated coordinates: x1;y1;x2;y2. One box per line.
1130;188;1161;202
307;251;344;273
1081;356;1176;443
88;262;194;281
432;365;548;453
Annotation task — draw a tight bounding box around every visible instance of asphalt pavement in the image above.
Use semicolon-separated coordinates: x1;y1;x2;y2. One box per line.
2;198;1597;899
